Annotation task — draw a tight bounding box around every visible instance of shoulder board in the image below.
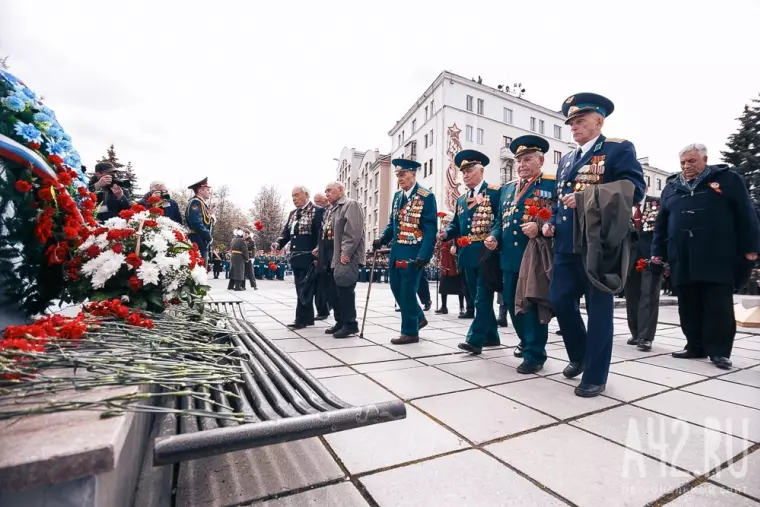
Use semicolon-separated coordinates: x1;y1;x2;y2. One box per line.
507;179;518;185
541;173;556;180
487;183;501;190
606;138;626;143
416;187;430;197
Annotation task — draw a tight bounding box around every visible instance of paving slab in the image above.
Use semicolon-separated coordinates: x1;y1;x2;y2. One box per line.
611;361;707;387
306;336;377;349
175;438;343;507
289;350;342;369
635;391;760;443
360;450;567;507
384;340;457;358
551;372;669;402
438;359;532;387
490;377;620;420
413;389;555;444
417;353;480;366
327;345;407;365
274;338;318;353
684;380;760;410
571;404;753;475
309;366;356;379
667;483;760;506
255;482;370;507
323;405;467;474
640;355;739;376
352;359;423;374
710;449;760;500
318;374;399;406
611;343;678;360
367;366;476;399
720;369;760;389
486;425;691;507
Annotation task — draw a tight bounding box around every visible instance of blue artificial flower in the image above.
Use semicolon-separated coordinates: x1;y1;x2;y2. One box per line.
13;122;43;143
2;95;26;112
46;125;64;140
40;106;56;119
58;139;73;151
62;132;72;142
12;90;32;105
0;69;21;86
46;141;66;156
64;155;81;169
21;87;37;100
33;112;53;124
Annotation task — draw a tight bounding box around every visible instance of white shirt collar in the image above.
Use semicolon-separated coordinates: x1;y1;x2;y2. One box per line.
579;135;601;156
468;180;485;195
403;186;414;198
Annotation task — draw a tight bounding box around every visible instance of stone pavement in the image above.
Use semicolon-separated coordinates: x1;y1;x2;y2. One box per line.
191;277;760;507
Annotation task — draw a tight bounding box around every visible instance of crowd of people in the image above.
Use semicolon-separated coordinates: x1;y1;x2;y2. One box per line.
266;91;759;400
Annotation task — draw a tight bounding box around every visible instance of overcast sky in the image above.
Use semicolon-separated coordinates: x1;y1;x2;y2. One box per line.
1;0;758;209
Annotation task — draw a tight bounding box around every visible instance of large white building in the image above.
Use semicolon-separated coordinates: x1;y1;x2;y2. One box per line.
387;71;577;214
639;157;674;197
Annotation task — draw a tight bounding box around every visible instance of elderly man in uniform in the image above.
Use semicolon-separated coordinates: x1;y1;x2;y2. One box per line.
438;150;502;354
373;159;437;344
273;186;325;329
543;93;645;397
186;177;213;266
486;136;556;372
652;143;760;370
319;181;365;338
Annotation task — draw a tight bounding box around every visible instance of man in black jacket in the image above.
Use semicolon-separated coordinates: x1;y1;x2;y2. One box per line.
626;186;663;351
652;143;760;370
89;162;131;221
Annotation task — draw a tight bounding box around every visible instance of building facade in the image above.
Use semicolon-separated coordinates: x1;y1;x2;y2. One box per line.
334;148;392;246
638;157;673;197
387;71;577;214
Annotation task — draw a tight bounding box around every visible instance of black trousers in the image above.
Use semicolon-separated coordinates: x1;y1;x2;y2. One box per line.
417;271;431;305
625;268;663;342
315;273;330;317
325;270;358;329
677;282;735;357
243;261;256;289
293;268;315;325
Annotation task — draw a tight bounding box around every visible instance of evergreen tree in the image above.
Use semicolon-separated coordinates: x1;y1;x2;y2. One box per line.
97;144;124;168
0;55;9;70
122;161;140;195
722;94;760;211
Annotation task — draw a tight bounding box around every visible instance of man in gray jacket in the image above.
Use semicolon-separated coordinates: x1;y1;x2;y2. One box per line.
320;182;366;338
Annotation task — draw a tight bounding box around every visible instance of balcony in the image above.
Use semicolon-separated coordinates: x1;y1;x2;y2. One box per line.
500;146;514;160
403;140;417;161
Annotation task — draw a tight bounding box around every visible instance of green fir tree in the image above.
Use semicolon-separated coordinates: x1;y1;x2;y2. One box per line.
722;93;760;213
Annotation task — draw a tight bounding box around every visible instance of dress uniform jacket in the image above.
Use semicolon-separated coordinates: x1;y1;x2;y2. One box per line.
229;236;248;281
186;196;212;260
379;183;437;336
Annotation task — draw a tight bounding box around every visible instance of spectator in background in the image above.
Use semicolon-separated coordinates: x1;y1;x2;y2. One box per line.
139;181;183;224
89;162;131;221
314;193;328;208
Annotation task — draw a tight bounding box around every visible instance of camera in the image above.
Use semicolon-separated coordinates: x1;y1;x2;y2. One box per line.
106;178;132;190
160;191;171;200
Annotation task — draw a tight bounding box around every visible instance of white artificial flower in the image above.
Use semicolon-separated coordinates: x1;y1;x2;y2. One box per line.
137;261;161;285
160;228;177;245
190;265;207;285
82;250;126;289
132;211;150;222
176;252;191;266
94;233;109;250
104;217;128;230
144;234;169;255
80;234;96;251
152;253;177;275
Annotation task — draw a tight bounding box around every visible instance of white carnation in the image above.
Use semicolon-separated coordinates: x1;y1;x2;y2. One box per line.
137;262;161;285
133;211;150;222
103;217;128;230
190;265;208;285
82;250;126;289
80;234;96;251
176;252;191;266
144;234;169;255
160;228;177;245
94;233;109;250
152;253;179;275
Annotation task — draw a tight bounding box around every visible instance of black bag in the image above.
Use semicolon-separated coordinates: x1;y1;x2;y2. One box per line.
478;247;503;293
298;263;318;306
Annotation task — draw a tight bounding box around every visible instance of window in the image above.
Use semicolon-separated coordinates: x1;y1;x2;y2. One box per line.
397;134;401;147
429;158;433;175
466;125;473;142
539;120;545;135
657;178;662;190
466;95;474;112
424;134;429;148
431;100;435;112
429;129;433;146
477;98;484;115
477;128;484;145
503;136;513;147
646;175;651;186
554;150;562;164
424;106;428;121
423;161;428;177
401;130;405;143
553;125;562;140
530;117;536;131
503;107;513;124
500;165;513;184
412;119;417;132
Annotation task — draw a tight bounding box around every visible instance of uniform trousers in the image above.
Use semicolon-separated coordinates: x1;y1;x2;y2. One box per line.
625;268;662;342
677;282;735;357
315;273;330;317
417;271;431;304
292;268;315;326
390;265;425;336
464;266;500;346
502;271;547;365
325;270;358;329
549;254;614;385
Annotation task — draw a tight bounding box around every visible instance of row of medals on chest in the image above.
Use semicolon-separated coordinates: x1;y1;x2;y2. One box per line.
463;195;493;235
293;208;315;234
561;160;606;195
502;186;553;229
398;196;424;242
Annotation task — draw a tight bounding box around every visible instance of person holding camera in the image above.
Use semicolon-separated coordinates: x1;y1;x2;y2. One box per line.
139;181;183;224
89;162;131;221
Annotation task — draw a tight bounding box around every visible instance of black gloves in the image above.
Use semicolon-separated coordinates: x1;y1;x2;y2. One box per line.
372;239;383;251
415;258;428;268
648;262;664;275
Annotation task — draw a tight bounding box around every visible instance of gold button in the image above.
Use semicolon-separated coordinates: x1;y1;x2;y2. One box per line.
562;216;567;221
513;231;518;235
567;182;572;187
514;242;518;246
513;220;517;224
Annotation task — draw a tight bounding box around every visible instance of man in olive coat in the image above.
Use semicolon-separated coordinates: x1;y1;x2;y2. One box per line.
229;229;249;291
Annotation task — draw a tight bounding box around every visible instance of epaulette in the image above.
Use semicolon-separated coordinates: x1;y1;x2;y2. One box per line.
416;187;430;197
507;178;519;185
487;183;501;191
541;173;556;180
606;138;626;143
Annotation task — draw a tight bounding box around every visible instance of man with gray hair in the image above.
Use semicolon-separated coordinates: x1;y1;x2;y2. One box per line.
318;181;365;338
138;180;183;224
652;143;760;369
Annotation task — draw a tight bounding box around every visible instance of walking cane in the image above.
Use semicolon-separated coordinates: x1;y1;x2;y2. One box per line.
360;248;384;338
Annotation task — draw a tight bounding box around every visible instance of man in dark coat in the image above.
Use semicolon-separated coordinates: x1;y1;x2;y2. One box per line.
228;229;248;291
242;230;257;290
89;162;131;222
186;177;213;265
625;186;663;351
273;186;324;329
651;143;760;370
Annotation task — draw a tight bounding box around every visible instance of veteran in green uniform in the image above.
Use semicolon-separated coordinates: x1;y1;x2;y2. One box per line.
439;150;501;353
486;135;557;371
373;159;437;344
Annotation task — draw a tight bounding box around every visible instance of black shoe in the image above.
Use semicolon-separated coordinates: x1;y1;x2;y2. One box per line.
458;311;474;319
423;301;432;311
627;337;640;346
637;340;652;351
334;327;358;339
555;330;563;336
325;324;341;334
497;318;508;327
419;318;428;330
672;349;707;359
435;307;448;315
287;322;307;330
563;361;583;379
315;314;329;321
710;356;732;370
575;383;606;397
457;342;482;355
513;345;524;358
517;361;543;374
391;334;419;345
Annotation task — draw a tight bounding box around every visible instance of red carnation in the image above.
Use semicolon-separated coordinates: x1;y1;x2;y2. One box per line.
80;199;96;211
27;141;41;150
111;243;124;254
143;219;158;227
436;211;446;218
127;276;143;291
47;154;63;166
126;253;142;268
77;186;88;196
537;208;552;221
146;196;161;205
86;245;100;258
45;242;69;265
14;180;32;192
119;209;135;220
57;171;72;186
527;206;539;217
38;187;54;202
131;204;146;213
149;207;164;216
173;230;186;242
254;220;264;231
63;226;79;240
